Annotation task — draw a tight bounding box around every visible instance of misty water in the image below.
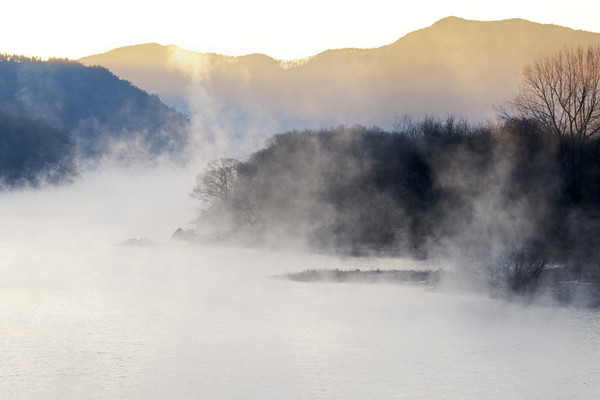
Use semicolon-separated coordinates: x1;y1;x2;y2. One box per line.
2;167;600;399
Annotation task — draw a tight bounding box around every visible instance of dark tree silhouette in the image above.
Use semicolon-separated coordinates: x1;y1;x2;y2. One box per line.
506;45;600;202
190;117;600;300
508;45;600;147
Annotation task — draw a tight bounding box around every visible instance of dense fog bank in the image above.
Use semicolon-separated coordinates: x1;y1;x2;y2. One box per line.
0;163;198;245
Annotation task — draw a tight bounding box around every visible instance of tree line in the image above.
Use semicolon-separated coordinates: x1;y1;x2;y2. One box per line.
192;45;600;301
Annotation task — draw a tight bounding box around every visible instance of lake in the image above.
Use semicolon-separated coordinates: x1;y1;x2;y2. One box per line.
1;167;599;399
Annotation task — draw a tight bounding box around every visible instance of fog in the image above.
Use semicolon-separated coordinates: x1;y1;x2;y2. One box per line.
0;164;196;243
1;164;599;399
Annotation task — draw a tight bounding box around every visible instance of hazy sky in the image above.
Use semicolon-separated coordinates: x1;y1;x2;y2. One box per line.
3;0;600;60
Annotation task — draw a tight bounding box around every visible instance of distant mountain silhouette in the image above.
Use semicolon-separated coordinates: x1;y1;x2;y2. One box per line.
0;56;191;161
80;17;600;149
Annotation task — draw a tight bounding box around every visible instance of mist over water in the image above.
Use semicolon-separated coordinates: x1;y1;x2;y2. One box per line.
1;166;600;399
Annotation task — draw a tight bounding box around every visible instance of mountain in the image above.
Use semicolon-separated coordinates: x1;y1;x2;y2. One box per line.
79;17;600;149
0;55;191;161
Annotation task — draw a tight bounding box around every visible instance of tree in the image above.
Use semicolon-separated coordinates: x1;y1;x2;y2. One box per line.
191;158;265;235
508;45;600;147
191;158;241;208
480;248;549;297
506;45;600;201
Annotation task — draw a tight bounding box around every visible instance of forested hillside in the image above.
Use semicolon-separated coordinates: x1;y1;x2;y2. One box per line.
0;109;77;187
0;55;191;160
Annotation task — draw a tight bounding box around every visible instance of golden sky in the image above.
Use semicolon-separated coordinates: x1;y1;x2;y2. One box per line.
3;0;600;60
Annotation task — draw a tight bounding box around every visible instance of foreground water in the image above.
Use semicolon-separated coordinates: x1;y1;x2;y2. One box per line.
1;169;599;399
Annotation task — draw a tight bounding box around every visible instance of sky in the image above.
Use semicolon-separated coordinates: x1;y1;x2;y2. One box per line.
3;0;600;60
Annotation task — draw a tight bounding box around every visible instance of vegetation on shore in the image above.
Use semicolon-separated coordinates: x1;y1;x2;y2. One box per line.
281;269;443;286
191;45;600;305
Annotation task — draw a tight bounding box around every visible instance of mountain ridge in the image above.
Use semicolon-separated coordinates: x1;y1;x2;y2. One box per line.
79;17;600;147
81;17;599;63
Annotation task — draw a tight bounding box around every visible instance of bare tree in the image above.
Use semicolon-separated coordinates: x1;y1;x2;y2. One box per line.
482;249;549;296
508;45;600;147
191;158;241;208
192;158;266;234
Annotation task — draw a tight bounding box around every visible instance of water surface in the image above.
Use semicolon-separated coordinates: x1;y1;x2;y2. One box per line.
1;171;598;399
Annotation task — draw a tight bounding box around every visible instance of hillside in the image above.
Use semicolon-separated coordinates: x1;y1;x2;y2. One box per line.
0;55;191;161
80;17;600;147
0;109;77;187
